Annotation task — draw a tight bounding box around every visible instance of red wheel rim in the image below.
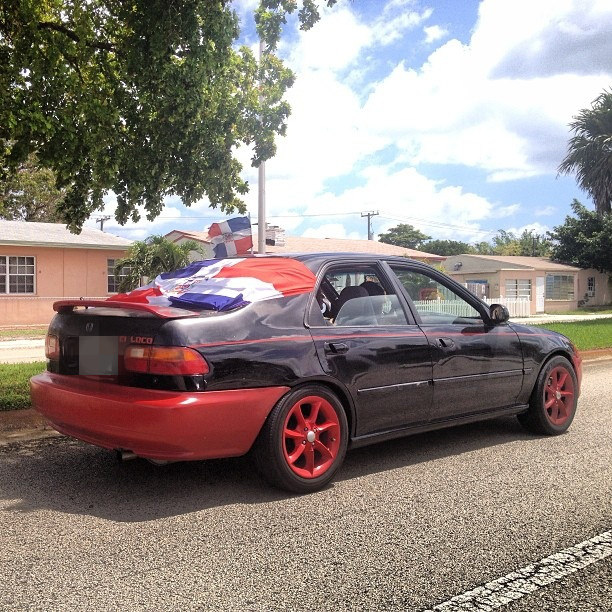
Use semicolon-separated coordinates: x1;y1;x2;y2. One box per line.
282;395;341;479
544;366;575;426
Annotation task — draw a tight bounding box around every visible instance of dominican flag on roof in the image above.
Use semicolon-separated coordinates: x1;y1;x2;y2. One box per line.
108;257;317;312
208;216;253;257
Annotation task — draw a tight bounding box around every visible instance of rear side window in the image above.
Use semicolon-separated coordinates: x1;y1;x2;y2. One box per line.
309;265;408;327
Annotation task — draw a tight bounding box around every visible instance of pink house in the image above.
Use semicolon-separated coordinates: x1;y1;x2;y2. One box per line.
0;221;132;325
445;254;611;315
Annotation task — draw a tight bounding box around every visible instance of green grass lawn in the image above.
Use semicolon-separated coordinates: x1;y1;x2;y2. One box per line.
0;361;46;411
531;319;612;351
556;305;612;315
0;326;48;340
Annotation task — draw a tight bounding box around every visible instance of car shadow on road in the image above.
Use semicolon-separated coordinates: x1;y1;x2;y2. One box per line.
0;415;536;522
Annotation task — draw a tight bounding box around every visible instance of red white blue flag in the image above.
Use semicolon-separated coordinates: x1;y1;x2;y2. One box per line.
109;257;317;312
208;216;253;257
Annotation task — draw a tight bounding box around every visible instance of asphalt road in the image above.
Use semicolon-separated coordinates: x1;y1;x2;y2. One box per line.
1;361;610;611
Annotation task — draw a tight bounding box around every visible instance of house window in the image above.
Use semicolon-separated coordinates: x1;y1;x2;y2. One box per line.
107;259;131;293
466;280;489;299
505;279;531;299
587;276;595;297
545;275;574;301
0;256;35;294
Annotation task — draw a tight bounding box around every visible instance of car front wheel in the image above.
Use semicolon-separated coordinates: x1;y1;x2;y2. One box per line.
254;385;348;493
518;355;578;435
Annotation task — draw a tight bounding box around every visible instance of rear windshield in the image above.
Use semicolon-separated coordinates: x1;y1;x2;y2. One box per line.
108;257;317;312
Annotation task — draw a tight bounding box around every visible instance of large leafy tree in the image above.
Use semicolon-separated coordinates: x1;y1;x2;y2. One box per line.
548;200;612;274
0;1;335;232
491;229;551;256
558;89;612;216
0;152;64;221
378;224;432;249
114;235;204;292
421;239;475;256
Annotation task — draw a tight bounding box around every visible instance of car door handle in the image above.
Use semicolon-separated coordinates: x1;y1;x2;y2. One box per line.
324;342;349;355
437;337;455;349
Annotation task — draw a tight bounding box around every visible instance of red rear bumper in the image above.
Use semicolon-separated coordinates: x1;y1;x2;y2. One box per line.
30;372;289;461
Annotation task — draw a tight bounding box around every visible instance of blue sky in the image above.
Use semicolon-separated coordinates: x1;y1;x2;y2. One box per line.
87;0;612;248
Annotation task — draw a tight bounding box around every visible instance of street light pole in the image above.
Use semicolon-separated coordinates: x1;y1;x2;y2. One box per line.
257;38;266;254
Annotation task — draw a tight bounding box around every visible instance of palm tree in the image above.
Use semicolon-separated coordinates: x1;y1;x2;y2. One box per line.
114;235;204;292
559;89;612;216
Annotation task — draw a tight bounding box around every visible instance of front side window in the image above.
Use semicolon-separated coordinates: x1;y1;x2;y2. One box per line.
0;256;35;294
505;279;531;299
545;275;574;301
391;266;482;325
310;265;408;327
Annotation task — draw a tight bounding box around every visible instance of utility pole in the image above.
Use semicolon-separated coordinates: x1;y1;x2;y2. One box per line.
96;215;111;231
361;211;379;240
257;38;266;255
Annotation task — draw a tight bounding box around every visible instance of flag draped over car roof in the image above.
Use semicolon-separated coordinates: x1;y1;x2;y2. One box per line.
109;257;317;311
208;216;253;257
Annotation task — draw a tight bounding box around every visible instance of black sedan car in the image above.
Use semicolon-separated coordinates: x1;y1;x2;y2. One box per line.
31;253;581;493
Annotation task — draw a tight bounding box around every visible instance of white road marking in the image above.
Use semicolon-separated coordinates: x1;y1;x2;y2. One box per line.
424;530;612;611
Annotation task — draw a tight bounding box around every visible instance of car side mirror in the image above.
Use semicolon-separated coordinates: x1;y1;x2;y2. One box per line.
489;303;510;324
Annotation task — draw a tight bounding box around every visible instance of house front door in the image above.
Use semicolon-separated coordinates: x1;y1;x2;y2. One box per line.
536;276;545;312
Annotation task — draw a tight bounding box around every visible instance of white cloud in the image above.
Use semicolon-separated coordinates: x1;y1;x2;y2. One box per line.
506;222;551;236
302;223;361;240
535;206;556;217
295;165;508;242
373;7;433;46
355;0;612;182
423;25;448;44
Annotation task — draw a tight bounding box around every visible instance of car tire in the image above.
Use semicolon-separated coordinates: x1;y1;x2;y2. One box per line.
254;385;348;493
517;355;578;435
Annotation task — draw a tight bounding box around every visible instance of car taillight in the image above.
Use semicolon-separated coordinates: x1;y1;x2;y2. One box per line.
123;345;209;376
45;334;60;360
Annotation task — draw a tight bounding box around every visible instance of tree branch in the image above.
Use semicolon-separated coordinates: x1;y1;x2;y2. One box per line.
37;21;115;52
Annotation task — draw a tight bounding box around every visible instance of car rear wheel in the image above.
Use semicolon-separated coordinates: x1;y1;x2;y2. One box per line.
254;385;348;493
517;355;577;435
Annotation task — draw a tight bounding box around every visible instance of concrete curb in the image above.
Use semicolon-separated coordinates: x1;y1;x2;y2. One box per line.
0;409;59;445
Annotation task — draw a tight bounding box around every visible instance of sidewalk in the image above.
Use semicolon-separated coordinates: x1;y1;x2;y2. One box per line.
0;338;46;364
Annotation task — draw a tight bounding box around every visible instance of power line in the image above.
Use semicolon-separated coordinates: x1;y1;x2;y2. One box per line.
104;209;499;238
377;213;499;237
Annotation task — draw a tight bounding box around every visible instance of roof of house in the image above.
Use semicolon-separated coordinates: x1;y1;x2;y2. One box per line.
165;229;444;261
264;235;444;260
445;254;582;273
0;221;132;250
166;229;212;244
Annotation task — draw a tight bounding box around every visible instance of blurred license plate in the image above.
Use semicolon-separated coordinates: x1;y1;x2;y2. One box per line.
79;336;119;375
